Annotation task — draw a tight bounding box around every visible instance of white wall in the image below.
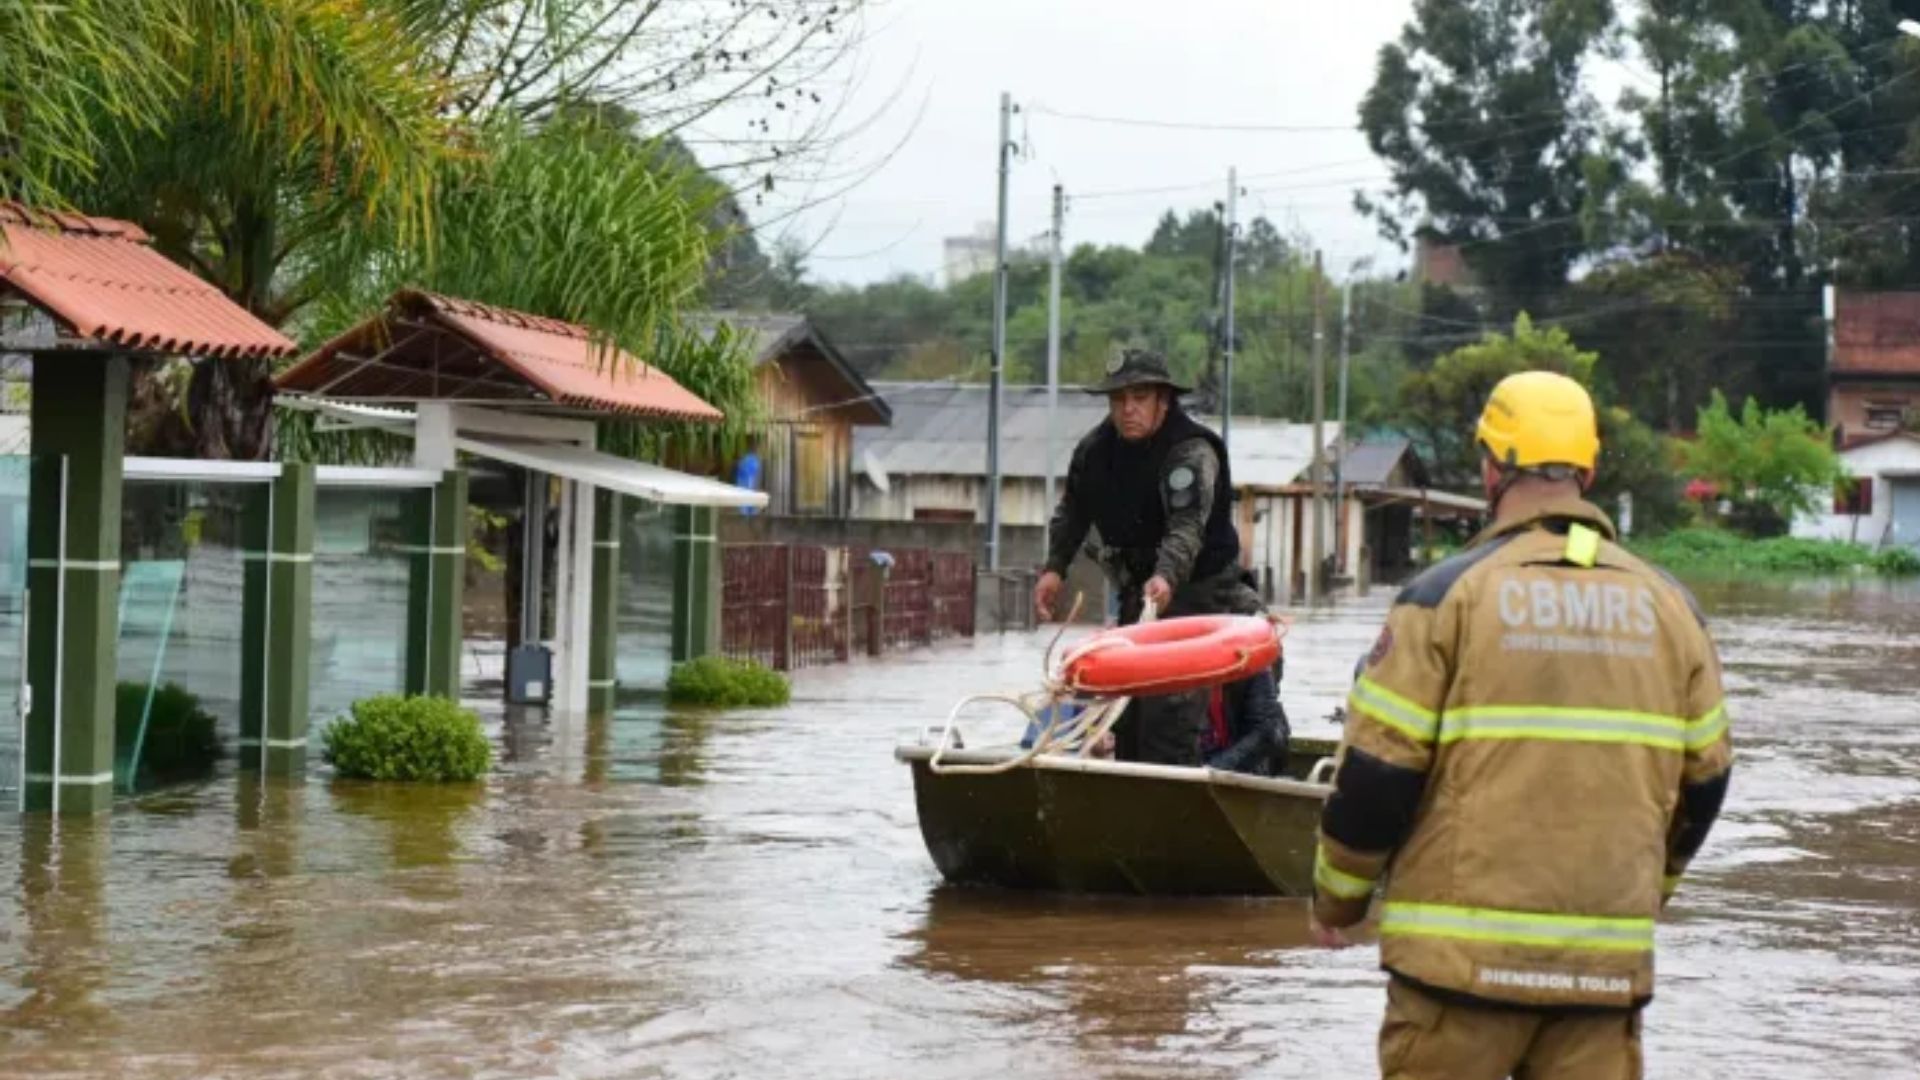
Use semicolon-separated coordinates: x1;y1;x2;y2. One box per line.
851;475;1053;527
1793;438;1920;546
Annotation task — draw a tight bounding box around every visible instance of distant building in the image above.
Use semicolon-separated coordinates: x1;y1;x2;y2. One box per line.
1828;289;1920;448
941;222;997;287
852;384;1449;600
693;312;890;518
1412;234;1475;291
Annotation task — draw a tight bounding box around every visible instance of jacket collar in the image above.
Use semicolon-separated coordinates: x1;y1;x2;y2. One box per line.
1468;493;1617;549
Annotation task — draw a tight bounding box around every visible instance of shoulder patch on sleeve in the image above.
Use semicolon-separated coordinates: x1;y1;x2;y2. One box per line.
1167;465;1196;491
1393;534;1517;608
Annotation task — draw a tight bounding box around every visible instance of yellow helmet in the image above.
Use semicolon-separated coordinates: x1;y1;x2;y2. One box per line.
1475;371;1600;472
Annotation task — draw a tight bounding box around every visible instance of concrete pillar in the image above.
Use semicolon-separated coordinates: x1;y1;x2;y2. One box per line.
670;504;719;662
406;470;467;697
24;358;128;814
239;464;315;775
588;489;621;713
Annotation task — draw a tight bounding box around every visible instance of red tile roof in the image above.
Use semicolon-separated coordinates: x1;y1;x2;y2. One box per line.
1833;291;1920;376
276;289;724;422
0;203;297;359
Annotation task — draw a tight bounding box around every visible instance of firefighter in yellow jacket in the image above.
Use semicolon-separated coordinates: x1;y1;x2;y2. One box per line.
1310;371;1733;1079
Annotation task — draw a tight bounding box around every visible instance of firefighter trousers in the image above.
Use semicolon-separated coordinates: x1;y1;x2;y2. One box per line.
1379;978;1643;1080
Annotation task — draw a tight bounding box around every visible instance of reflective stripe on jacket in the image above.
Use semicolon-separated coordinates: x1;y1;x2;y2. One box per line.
1310;495;1733;1010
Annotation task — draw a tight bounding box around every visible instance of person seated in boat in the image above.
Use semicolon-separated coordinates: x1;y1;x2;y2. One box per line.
1202;668;1290;776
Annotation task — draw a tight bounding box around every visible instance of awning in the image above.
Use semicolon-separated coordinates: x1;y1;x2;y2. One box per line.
1371;486;1488;515
456;435;767;509
276;394;416;432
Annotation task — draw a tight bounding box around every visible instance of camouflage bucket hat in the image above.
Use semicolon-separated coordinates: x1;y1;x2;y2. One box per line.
1085;347;1192;395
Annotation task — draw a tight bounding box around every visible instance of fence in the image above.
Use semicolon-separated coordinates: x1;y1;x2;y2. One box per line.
721;542;978;672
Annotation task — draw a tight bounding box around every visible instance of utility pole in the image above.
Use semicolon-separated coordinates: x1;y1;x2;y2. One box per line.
986;91;1014;571
1043;183;1065;556
1334;279;1352;574
1222;167;1238;450
1308;250;1326;605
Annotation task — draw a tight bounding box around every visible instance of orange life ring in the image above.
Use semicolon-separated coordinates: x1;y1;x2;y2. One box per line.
1061;615;1281;697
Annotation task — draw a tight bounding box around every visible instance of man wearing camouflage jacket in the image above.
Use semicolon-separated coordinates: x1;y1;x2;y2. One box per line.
1033;347;1263;764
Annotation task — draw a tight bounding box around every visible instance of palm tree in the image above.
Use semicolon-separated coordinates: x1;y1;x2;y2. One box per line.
61;0;453;458
0;0;176;207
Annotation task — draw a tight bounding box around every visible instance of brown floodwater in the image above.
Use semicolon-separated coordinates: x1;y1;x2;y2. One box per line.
3;576;1919;1078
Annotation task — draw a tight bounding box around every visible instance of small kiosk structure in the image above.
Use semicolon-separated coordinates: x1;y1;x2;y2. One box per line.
0;205;298;813
275;290;765;715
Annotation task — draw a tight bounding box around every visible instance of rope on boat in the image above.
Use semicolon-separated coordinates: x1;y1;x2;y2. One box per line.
928;599;1157;776
926;606;1298;778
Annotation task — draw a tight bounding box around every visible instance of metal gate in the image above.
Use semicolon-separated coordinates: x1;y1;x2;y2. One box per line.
1891;478;1920;549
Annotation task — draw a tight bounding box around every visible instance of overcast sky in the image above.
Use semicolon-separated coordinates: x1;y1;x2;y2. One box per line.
745;0;1421;287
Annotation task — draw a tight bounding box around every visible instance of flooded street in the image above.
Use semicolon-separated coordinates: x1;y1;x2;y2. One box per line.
3;578;1919;1079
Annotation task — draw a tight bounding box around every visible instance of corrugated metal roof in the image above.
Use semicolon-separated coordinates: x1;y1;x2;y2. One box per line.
1336;436;1421;488
689;311;806;364
853;381;1337;487
1225;418;1342;488
1834;292;1920;376
277;290;723;422
0;203;296;359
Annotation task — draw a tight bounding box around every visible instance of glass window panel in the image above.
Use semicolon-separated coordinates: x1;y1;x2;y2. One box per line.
614;497;673;690
117;480;251;788
307;487;413;740
0;455;28;805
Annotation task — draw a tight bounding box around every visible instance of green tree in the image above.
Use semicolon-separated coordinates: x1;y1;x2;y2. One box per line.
1566;254;1740;432
1682;391;1842;533
1357;0;1623;318
1399;314;1598;489
308;116;755;454
60;0;453;459
1398;313;1681;531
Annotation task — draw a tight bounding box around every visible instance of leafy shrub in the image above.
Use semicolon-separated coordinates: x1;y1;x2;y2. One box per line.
1681;392;1841;530
323;695;491;782
1872;546;1920;576
115;680;221;783
1632;527;1917;576
667;656;791;707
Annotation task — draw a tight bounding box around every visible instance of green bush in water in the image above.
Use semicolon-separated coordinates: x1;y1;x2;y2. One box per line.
1872;546;1920;576
1633;527;1918;576
323;695;491;782
667;656;791;707
115;680;221;783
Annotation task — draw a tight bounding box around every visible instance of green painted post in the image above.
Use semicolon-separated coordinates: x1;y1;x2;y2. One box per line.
24;358;128;815
239;484;271;759
405;470;467;698
240;464;315;774
670;504;719;662
264;464;314;774
588;489;621;713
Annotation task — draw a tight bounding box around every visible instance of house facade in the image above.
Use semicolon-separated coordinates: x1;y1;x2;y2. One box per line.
1829;290;1920;448
1793;430;1920;549
698;313;890;517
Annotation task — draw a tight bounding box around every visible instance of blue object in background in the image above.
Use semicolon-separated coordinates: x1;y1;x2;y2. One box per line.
1020;699;1085;749
733;450;761;516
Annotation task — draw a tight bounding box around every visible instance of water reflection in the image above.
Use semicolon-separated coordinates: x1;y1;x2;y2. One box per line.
0;581;1913;1078
328;779;483;876
904;887;1318;1049
6;817;111;1034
